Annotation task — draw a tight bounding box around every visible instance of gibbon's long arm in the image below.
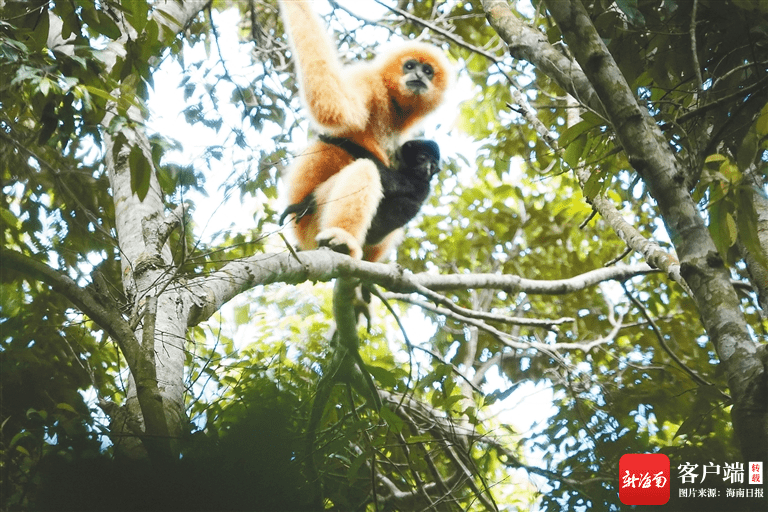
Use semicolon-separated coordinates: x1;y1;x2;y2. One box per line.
277;0;369;133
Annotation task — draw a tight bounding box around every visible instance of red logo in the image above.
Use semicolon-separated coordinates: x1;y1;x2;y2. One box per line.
619;453;670;505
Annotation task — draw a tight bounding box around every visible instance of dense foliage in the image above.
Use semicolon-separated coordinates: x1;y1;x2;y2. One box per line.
2;0;766;511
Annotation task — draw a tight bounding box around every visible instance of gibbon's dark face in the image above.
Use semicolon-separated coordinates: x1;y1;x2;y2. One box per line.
398;139;440;180
402;59;435;94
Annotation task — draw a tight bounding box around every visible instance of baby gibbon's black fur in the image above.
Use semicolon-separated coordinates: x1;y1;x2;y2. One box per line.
365;139;440;245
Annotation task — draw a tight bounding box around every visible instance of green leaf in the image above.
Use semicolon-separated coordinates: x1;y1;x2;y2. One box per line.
111;131;128;163
347;449;369;483
756;103;768;136
708;199;736;259
736;186;768;268
30;7;50;50
26;408;47;420
583;168;603;200
367;365;397;388
719;160;741;183
234;304;250;326
704;153;727;164
39;77;52;97
82;7;122;40
10;430;32;447
83;85;120;104
560;119;595;147
563;134;587;169
736;129;758;172
443;394;465;409
59;1;77;39
56;403;78;414
125;0;150;34
615;0;646;26
379;405;404;434
129;145;152;201
406;434;432;443
0;207;18;227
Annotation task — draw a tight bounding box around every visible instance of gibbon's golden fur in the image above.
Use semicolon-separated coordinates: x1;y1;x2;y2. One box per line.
278;0;452;261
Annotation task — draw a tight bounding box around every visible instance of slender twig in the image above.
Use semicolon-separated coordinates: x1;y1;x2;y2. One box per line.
0;129;116;241
579;209;597;230
677;74;768;124
621;282;730;399
386;291;616;354
367;285;417;412
690;0;703;91
206;5;249;112
372;0;499;62
411;344;484;395
410;280;573;328
605;246;632;266
394;431;436;507
279;232;304;264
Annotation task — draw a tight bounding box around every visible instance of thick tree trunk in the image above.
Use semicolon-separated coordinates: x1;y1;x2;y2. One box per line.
543;0;767;462
483;0;767;461
104;126;188;456
90;1;208;458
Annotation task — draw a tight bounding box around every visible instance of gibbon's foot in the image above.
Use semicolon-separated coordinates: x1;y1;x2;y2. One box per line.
317;228;363;259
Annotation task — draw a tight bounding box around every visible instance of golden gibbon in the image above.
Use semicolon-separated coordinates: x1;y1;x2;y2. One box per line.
277;0;452;261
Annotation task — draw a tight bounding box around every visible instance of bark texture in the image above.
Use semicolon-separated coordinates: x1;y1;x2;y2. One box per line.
510;0;768;460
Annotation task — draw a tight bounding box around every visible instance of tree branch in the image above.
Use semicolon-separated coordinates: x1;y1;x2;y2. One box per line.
398;291;574;328
690;0;703;91
410;344;485;395
413;263;657;293
3;249;139;366
143;204;188;256
481;0;605;116
184;249;657;326
373;0;499;62
3;249;173;457
387;292;620;354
